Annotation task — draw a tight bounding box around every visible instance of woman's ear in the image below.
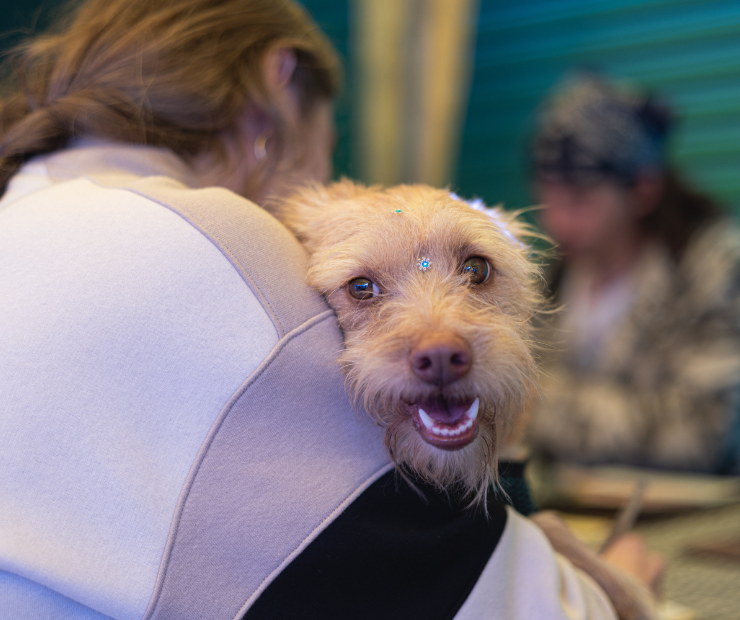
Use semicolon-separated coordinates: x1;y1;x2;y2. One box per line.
633;172;665;217
262;47;298;94
190;102;275;200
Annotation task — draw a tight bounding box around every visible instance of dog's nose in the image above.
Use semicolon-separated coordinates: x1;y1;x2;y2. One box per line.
410;334;472;385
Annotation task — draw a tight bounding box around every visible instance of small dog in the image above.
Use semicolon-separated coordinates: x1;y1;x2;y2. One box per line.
274;180;541;504
273;180;658;620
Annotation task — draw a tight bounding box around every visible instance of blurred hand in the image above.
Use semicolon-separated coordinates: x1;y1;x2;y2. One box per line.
602;533;665;596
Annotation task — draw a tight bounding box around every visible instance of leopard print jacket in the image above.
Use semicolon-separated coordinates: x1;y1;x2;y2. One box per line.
529;219;740;473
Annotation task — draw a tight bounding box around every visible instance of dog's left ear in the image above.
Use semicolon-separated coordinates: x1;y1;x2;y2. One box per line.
272;179;376;254
453;194;535;251
487;206;534;251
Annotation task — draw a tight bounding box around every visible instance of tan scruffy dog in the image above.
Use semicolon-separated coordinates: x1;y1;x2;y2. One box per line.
273;179;542;504
273;180;659;620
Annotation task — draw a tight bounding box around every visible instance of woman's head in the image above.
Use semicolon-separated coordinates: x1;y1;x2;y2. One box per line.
531;76;671;259
532;75;718;262
0;0;340;202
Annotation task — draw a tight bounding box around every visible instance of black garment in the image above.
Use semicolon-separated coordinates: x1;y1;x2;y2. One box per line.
245;470;509;620
498;460;537;516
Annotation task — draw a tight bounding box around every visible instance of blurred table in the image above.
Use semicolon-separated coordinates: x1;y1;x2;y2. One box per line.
530;463;740;619
635;503;740;620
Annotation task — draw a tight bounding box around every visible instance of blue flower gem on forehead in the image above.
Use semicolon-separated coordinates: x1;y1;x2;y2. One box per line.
417;257;431;271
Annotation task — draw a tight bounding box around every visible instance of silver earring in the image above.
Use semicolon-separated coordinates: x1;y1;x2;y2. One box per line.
254;134;268;160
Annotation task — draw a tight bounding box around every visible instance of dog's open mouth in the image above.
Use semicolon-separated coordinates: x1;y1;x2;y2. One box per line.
405;397;479;451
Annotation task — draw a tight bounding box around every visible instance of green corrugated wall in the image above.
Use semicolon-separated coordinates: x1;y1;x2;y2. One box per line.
455;0;740;213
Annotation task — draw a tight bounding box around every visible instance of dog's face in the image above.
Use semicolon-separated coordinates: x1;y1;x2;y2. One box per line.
275;181;541;502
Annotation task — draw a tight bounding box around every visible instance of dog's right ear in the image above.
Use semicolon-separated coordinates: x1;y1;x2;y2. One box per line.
272;179;376;255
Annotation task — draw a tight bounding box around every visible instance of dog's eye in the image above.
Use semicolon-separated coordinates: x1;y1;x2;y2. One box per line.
348;277;380;300
462;257;490;284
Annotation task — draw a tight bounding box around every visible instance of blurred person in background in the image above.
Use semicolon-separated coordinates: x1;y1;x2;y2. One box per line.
0;2;659;619
528;75;740;473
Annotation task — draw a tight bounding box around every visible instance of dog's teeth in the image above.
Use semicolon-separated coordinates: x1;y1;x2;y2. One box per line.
418;408;435;430
465;398;480;421
419;403;478;439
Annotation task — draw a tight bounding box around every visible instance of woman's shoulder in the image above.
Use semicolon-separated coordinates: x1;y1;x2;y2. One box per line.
687;217;740;260
678;217;740;306
14;141;333;332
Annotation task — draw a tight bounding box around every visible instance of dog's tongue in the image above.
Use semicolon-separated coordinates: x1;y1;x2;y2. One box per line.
420;399;472;424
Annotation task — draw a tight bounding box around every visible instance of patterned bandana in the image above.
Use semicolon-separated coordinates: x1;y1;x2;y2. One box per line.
532;75;672;185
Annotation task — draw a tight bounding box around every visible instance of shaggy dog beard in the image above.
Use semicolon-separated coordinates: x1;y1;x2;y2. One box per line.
383;402;500;507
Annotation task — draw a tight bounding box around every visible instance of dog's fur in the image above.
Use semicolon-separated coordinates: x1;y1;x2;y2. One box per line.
273;180;542;504
272;180;658;620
